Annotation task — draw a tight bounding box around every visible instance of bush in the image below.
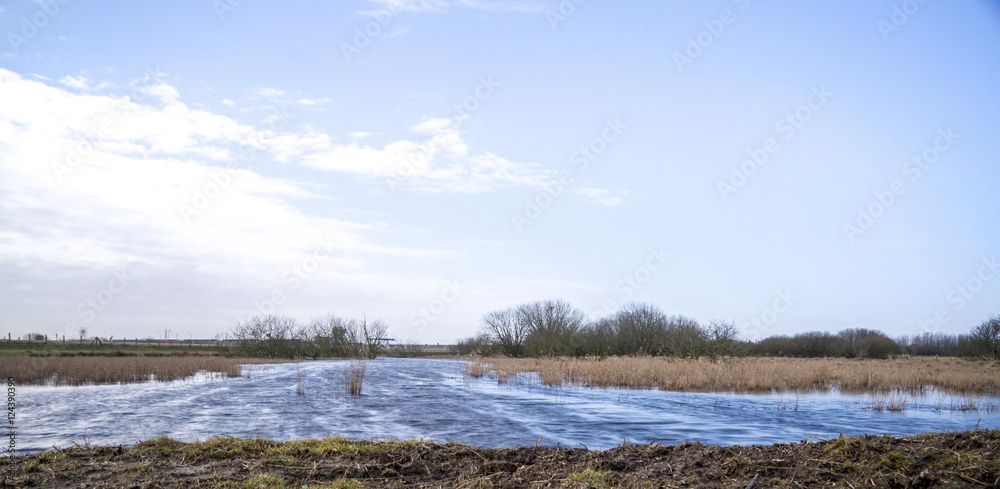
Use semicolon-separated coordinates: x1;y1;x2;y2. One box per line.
451;333;496;356
838;328;901;359
750;332;850;358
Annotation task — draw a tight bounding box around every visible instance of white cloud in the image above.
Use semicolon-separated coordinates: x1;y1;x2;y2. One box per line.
59;74;111;91
0;68;438;283
348;131;372;139
574;188;622;206
301;117;549;192
254;87;287;100
221;99;236;107
296;97;331;106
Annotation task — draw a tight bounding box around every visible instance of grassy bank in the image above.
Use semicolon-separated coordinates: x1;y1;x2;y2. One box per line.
466;356;1000;395
8;430;999;487
0;356;274;385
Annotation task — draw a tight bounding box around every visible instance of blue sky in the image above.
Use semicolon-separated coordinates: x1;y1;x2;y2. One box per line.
1;0;999;343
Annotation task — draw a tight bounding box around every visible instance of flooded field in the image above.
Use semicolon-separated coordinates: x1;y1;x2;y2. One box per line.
16;358;1000;453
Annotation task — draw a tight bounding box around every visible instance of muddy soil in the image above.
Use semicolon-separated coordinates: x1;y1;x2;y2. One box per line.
5;430;998;488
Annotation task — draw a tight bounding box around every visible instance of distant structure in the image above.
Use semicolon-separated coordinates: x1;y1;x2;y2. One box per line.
22;333;46;341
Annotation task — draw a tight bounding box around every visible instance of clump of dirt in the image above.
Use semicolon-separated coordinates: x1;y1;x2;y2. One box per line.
6;430;998;488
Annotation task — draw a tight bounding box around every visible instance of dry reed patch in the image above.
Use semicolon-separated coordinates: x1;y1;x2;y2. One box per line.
0;356;264;385
344;360;366;396
466;356;1000;395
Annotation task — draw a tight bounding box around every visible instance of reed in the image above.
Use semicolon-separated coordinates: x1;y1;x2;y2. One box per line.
465;356;1000;395
0;356;265;385
345;360;366;396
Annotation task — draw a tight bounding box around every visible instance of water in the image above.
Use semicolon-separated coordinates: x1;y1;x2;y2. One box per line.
14;358;1000;453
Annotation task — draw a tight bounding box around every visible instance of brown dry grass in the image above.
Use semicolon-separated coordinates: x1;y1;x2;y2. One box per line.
0;356;271;385
466;356;1000;395
345;360;366;396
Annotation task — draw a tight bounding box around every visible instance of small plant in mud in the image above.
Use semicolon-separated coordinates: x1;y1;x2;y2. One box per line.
565;468;617;488
881;451;911;470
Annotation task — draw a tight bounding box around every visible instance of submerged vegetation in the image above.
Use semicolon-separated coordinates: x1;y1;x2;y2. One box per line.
9;430;1000;487
465;356;1000;396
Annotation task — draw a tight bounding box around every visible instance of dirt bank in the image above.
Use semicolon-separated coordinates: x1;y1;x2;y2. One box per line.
6;430;998;488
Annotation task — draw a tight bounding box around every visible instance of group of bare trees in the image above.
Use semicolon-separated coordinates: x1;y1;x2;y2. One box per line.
462;300;743;358
750;329;901;359
752;319;1000;360
222;314;389;359
462;300;1000;360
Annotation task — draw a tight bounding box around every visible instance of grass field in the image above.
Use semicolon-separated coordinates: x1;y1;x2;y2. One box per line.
0;355;279;385
466;356;1000;395
0;340;223;357
8;430;999;487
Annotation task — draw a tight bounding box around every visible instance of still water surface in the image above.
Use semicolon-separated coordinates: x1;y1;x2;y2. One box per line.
16;358;1000;453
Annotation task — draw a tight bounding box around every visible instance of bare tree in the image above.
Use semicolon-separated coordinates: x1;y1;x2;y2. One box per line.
613;303;668;355
482;307;529;357
361;316;389;359
970;315;1000;359
307;314;362;358
517;299;584;356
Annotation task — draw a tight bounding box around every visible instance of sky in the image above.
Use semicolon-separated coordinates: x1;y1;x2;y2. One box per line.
1;0;999;343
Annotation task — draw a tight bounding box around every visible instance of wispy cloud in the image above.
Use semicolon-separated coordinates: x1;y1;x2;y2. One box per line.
300;117;551;193
360;0;546;16
58;74;112;91
574;188;622;206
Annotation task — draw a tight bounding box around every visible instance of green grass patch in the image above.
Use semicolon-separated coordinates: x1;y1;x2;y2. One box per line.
566;468;618;488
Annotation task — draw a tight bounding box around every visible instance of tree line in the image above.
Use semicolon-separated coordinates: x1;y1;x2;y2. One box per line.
456;299;1000;360
220;314;389;359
